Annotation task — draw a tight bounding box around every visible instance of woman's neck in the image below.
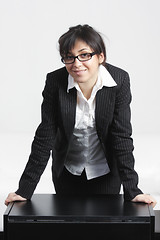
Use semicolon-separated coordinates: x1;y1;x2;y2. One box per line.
78;79;97;100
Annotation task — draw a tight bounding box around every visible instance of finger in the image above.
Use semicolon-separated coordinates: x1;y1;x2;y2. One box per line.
4;194;13;206
142;195;157;207
4;199;10;206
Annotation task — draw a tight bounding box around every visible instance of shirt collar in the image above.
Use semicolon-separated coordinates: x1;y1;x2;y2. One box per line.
67;65;117;93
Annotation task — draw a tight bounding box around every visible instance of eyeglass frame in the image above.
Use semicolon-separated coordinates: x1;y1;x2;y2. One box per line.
61;52;97;64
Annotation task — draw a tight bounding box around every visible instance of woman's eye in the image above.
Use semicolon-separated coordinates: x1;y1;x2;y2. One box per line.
66;56;74;60
80;53;89;58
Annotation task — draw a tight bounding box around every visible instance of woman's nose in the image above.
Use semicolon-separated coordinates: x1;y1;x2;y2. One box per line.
73;57;82;67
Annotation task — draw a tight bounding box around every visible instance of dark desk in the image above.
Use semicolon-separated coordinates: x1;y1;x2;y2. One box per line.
4;194;155;240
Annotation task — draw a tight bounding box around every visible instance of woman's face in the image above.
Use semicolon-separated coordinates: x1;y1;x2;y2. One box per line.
65;40;104;86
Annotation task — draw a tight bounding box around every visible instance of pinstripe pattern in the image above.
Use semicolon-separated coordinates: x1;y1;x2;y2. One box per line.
16;63;143;200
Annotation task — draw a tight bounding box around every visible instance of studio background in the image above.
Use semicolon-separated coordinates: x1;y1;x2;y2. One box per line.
0;0;160;231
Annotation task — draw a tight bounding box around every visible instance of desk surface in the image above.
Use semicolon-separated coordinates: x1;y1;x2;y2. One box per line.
6;194;154;223
4;194;155;240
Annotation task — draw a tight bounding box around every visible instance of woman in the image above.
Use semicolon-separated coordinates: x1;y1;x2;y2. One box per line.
5;24;156;206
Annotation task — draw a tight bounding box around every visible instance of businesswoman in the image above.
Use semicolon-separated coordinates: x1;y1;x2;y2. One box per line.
5;25;156;206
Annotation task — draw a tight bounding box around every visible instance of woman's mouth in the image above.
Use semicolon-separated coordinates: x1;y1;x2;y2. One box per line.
73;69;87;75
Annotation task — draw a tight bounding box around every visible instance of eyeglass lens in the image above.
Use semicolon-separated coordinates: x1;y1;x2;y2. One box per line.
62;52;95;64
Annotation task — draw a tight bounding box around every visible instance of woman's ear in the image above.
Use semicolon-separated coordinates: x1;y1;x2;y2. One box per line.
98;52;105;64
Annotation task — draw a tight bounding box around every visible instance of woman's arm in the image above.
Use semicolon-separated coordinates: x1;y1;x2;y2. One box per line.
111;72;143;200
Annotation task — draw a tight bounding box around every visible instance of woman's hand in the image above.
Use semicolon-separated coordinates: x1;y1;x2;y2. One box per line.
5;192;27;206
132;194;157;208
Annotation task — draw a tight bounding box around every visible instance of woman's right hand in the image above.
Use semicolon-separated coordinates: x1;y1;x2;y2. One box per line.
5;192;27;206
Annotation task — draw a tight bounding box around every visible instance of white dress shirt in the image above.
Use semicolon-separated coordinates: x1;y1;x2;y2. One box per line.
65;65;117;179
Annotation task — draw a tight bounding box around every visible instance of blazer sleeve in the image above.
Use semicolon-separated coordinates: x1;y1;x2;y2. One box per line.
16;72;58;199
111;71;143;200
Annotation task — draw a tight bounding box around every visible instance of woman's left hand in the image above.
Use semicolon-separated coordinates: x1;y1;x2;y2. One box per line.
132;194;157;208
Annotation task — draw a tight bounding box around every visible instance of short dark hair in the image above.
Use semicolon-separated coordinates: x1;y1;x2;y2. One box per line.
58;24;106;64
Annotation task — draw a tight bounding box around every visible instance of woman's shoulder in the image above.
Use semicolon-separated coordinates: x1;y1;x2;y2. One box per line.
47;66;68;79
105;62;128;76
105;62;130;85
45;67;69;89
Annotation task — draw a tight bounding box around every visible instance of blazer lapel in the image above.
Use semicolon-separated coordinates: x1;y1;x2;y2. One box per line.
59;87;77;140
95;87;116;138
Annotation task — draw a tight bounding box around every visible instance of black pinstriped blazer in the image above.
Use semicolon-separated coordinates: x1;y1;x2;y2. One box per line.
16;63;143;200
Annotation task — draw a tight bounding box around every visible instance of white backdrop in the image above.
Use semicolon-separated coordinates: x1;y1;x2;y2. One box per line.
0;0;160;135
0;0;160;231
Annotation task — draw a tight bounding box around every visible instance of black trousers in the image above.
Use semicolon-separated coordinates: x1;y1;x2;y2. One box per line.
53;167;120;195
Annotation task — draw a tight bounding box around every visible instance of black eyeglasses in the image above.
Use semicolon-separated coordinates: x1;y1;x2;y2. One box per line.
61;52;97;64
